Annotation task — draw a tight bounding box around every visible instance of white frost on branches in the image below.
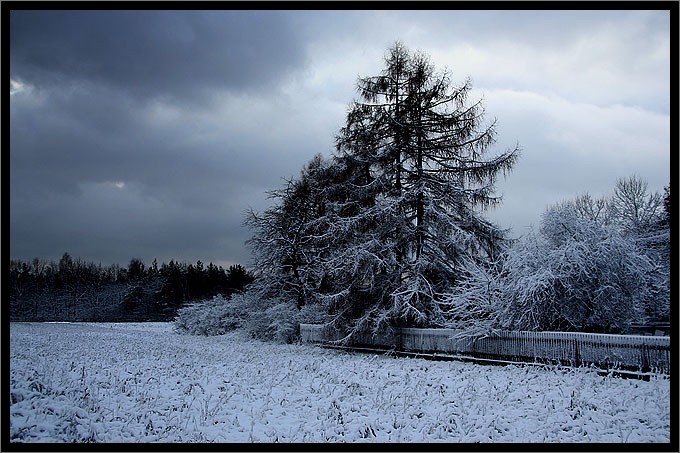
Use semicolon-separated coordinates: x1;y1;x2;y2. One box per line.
444;200;663;335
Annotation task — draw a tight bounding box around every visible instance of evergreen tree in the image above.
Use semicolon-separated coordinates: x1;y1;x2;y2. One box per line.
245;154;329;309
663;184;670;226
311;42;519;337
226;264;255;293
127;258;146;281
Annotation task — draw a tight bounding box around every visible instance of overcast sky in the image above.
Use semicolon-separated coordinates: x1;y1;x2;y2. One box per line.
9;9;671;268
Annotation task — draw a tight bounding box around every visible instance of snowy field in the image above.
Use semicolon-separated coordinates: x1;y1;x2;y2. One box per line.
9;322;671;443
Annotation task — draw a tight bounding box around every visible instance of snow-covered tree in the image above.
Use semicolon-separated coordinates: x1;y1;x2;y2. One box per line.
663;184;670;226
244;154;330;310
607;176;670;322
445;183;667;335
308;42;519;338
588;175;669;322
552;192;614;225
610;175;664;235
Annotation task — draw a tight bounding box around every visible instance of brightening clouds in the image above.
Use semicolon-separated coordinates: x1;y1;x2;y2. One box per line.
9;9;671;266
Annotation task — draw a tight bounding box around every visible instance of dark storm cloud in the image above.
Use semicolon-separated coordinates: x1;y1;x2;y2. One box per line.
10;10;305;105
9;180;248;266
10;77;323;204
9;82;296;265
9;9;670;268
9;10;314;265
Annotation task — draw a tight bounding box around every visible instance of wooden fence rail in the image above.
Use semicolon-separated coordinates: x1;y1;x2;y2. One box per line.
300;324;671;374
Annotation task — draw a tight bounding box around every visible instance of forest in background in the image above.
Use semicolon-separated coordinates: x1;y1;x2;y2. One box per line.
8;254;253;322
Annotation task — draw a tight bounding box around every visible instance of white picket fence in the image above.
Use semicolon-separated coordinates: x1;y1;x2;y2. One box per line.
300;324;671;374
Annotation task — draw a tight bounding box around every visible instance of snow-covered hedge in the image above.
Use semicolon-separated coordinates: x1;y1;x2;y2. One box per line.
174;293;330;343
174;295;245;336
243;297;331;343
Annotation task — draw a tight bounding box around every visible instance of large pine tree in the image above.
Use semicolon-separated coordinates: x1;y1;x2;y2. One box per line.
310;42;519;337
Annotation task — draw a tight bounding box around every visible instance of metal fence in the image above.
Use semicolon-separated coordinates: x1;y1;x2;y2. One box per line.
300;324;671;374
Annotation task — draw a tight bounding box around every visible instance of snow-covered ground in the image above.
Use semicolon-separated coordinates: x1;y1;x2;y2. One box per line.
9;322;671;443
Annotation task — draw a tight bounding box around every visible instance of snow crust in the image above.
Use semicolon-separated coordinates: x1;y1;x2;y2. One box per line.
9;322;670;443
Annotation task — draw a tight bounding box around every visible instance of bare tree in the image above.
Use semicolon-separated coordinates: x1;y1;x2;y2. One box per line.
610;175;663;235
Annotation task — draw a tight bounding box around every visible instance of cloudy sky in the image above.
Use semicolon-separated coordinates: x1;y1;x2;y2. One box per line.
9;9;671;268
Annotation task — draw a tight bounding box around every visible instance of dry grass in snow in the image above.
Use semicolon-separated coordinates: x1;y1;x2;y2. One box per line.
9;322;671;443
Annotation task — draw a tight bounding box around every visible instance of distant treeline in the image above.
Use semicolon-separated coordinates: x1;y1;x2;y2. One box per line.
8;253;254;322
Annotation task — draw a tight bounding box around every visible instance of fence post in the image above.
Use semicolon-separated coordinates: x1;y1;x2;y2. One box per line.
573;338;581;367
641;344;650;373
396;327;403;352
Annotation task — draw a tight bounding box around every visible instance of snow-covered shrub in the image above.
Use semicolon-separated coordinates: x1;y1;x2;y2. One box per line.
445;205;654;334
175;289;331;343
174;294;247;336
242;298;300;343
242;296;331;344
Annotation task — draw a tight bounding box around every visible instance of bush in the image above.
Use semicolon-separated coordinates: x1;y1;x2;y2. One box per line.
242;298;299;343
174;292;331;342
174;295;246;336
242;298;331;344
